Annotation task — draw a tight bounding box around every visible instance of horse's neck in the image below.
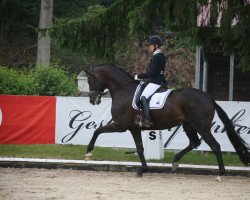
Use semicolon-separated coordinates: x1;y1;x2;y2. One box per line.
100;66;137;100
107;77;137;100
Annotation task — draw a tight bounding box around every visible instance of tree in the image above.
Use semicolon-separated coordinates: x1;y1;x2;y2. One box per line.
51;0;250;72
0;0;110;67
0;0;40;66
37;0;53;66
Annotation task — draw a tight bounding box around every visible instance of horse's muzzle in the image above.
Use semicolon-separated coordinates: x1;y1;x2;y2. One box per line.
90;97;101;105
90;98;101;105
89;91;101;105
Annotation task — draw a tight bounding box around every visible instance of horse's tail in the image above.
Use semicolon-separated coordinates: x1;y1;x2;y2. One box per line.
213;101;250;165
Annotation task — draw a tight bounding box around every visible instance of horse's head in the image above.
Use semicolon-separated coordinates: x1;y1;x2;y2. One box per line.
83;66;107;105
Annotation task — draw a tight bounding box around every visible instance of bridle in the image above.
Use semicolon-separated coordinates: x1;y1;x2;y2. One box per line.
87;67;108;103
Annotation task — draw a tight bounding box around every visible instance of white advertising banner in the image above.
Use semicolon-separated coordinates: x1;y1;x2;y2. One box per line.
163;101;250;152
55;97;135;148
56;97;250;152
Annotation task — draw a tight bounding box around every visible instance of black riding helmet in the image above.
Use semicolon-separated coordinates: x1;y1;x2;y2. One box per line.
149;35;163;47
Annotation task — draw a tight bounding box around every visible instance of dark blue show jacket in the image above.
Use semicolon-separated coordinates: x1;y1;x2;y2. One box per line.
138;50;166;85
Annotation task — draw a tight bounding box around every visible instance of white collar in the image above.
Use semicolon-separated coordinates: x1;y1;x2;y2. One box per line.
153;48;162;55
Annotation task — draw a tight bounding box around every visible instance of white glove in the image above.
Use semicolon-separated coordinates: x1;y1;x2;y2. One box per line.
134;74;139;80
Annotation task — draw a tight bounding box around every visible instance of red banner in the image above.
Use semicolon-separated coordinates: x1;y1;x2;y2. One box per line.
0;95;56;144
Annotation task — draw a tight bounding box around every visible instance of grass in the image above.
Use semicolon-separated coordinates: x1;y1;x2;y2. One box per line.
0;144;244;166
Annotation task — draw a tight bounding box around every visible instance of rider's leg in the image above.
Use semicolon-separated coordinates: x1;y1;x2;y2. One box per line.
140;83;160;127
140;96;151;128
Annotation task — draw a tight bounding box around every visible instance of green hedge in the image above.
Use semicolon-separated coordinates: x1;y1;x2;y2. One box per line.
0;66;37;95
0;64;78;96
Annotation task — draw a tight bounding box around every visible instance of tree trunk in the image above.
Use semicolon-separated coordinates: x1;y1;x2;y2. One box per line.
37;0;53;66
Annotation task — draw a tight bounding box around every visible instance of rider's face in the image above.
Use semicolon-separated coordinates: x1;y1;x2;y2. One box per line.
148;44;154;52
148;44;158;53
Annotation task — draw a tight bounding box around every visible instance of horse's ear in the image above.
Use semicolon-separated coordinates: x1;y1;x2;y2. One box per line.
82;66;91;76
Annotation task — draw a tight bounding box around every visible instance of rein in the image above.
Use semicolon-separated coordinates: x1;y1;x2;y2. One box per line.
90;80;135;97
106;80;135;94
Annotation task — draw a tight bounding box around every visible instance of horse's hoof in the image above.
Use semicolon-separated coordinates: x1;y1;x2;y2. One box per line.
216;175;222;182
136;169;143;178
172;162;179;171
85;152;93;160
136;173;143;178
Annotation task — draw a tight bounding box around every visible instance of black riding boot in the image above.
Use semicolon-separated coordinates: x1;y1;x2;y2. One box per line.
141;96;151;128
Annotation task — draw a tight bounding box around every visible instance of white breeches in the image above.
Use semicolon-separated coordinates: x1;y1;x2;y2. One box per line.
140;83;161;99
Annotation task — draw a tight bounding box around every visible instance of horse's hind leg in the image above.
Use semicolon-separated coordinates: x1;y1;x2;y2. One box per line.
199;129;225;177
172;123;201;171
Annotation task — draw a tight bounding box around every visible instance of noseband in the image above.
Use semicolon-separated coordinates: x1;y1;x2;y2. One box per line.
88;90;108;98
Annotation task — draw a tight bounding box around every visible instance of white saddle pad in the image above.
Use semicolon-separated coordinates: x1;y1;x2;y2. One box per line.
132;84;173;110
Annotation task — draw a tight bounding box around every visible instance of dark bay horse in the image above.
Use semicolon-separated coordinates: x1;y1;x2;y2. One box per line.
83;64;250;178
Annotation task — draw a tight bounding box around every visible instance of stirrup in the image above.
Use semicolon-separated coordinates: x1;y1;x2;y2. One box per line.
142;119;151;128
135;115;143;127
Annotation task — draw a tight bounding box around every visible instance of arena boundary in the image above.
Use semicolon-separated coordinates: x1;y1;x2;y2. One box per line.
0;157;249;177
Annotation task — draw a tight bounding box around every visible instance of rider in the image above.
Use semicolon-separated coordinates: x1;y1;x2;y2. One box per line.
134;35;166;128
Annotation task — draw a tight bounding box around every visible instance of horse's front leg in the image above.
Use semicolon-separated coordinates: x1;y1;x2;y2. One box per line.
130;129;148;177
86;121;125;160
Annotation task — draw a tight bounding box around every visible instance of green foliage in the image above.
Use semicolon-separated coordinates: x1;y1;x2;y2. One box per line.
51;5;107;56
0;64;78;96
127;0;153;38
0;0;117;67
51;0;250;72
0;0;40;46
0;0;106;46
0;65;37;95
219;3;250;72
53;0;100;18
51;0;145;61
31;64;78;96
1;0;249;71
53;0;117;18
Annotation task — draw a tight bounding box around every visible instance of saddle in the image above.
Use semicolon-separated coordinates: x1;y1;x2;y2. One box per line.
134;81;169;108
133;81;172;127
